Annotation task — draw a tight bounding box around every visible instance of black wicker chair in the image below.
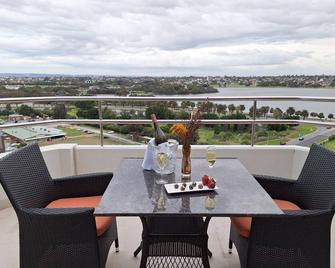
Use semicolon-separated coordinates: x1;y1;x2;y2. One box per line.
0;143;118;268
229;144;335;268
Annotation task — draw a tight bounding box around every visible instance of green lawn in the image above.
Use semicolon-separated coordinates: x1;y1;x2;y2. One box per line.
57;126;83;137
41;135;129;146
289;124;317;139
198;124;317;145
320;139;335;152
67;108;78;118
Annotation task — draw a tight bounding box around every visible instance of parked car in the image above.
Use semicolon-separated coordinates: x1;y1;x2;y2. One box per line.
299;137;304;141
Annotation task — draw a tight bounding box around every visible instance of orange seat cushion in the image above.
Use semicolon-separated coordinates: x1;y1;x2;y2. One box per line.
231;199;300;238
47;195;113;236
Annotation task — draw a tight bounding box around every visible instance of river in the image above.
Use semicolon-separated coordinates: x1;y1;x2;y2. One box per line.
156;87;335;115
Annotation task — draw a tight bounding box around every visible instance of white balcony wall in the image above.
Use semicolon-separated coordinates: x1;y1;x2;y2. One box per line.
0;144;310;209
73;145;309;179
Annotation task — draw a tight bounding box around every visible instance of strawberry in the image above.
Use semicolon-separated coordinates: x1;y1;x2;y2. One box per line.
207;178;216;189
202;175;209;185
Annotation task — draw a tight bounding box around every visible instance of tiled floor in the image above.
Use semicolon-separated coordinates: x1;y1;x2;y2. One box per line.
0;207;334;268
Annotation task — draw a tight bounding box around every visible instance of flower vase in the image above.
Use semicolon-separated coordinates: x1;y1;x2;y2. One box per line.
181;144;191;178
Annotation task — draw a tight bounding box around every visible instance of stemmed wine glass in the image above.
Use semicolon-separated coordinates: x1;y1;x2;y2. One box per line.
155;146;168;184
206;146;216;169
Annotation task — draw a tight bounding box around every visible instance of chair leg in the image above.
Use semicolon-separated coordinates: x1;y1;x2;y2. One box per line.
133;243;142;257
228;239;233;254
115;238;119;253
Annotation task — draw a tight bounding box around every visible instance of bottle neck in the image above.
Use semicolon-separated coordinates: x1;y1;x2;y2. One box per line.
151;114;158;129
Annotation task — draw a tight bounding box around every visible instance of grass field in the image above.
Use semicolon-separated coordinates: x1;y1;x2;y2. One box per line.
320;139;335;151
197;124;317;145
57;126;83;137
41;135;129;146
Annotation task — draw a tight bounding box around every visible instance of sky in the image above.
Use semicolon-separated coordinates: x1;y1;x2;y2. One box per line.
0;0;335;76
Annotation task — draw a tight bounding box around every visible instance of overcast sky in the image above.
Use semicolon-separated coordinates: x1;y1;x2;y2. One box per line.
0;0;334;76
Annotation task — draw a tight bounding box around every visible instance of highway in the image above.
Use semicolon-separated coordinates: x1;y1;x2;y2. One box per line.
287;126;335;147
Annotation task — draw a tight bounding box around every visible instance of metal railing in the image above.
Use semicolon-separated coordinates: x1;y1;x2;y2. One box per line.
0;96;334;146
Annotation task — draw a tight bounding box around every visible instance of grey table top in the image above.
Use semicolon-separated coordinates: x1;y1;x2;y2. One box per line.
95;158;284;217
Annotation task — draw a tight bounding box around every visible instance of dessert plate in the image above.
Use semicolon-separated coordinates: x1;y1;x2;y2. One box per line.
164;181;218;194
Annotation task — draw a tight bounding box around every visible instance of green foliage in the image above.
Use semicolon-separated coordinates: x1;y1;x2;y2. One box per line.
53;104;67;119
17;104;40;117
145;105;175;119
267;124;288;131
286;107;295;116
77;108;99;119
74;101;95;110
202;113;219;119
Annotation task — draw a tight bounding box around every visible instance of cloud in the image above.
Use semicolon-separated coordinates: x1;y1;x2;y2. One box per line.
0;0;334;75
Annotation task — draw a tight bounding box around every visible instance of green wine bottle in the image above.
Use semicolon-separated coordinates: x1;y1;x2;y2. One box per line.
151;114;167;145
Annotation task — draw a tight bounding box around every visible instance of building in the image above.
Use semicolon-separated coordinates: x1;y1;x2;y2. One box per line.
2;126;65;144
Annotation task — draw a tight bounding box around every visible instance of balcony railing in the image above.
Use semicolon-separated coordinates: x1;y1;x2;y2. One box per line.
0;96;334;146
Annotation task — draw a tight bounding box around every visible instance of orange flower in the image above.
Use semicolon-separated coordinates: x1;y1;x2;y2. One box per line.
170;124;188;138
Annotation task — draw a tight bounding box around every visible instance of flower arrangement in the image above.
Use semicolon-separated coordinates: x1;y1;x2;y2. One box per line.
170;101;208;177
170;101;208;146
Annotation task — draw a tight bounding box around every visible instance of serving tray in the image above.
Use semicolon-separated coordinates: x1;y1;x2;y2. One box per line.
164;181;218;194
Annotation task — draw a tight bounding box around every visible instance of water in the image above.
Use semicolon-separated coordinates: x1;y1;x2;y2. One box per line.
157;87;335;115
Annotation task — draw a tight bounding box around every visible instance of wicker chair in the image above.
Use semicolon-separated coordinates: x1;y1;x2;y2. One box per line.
229;144;335;268
0;143;118;268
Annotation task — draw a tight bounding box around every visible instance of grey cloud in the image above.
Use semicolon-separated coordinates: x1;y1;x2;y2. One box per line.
0;0;334;75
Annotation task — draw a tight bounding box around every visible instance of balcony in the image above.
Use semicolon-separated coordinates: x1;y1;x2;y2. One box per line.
0;96;334;267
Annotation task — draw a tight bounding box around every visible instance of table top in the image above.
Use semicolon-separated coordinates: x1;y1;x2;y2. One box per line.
95;158;284;217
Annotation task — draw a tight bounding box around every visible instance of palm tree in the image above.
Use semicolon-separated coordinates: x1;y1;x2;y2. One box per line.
301;110;309;120
286;107;295;116
228;104;236;114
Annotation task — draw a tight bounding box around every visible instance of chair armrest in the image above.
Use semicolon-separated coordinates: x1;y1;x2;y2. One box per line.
254;174;297;201
53;172;113;198
249;209;333;267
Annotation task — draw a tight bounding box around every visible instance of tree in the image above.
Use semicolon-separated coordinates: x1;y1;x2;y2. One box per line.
228;104;236;114
295;110;302;116
286;107;295;116
74;101;95;110
310;112;317;117
206;101;215;112
328;113;334;120
237;105;246;114
301;110;309;120
145;105;175;119
53;104;67;119
318;113;325;119
168;101;178;109
248;107;261;118
5;104;11;111
216;104;227;114
181;101;191;109
18;104;36;116
259;106;269;117
273;108;283;119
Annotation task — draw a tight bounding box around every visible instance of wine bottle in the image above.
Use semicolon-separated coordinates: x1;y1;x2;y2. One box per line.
151;114;167;145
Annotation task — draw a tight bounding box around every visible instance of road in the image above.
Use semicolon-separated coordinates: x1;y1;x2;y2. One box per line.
287;126;335;147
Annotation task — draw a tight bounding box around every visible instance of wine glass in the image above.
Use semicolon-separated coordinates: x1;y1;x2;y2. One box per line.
206;146;216;168
155;147;168;184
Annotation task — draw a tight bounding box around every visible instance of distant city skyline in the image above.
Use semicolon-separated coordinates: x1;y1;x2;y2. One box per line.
0;0;335;76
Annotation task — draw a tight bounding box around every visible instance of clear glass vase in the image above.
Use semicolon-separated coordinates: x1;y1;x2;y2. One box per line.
181;144;191;178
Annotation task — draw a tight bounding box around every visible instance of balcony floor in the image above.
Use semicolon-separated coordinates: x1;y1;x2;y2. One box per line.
0;206;334;268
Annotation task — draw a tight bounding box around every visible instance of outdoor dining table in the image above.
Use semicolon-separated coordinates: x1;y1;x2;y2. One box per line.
95;157;284;268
